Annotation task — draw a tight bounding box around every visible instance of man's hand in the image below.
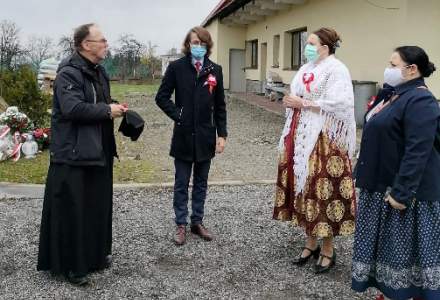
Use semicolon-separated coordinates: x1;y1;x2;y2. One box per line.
216;137;226;154
110;104;127;118
282;95;304;109
385;194;407;210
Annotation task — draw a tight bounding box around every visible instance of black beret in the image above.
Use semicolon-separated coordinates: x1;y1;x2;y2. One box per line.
118;110;145;141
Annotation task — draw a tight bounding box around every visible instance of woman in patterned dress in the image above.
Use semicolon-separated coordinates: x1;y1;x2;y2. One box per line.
273;28;356;273
352;46;440;300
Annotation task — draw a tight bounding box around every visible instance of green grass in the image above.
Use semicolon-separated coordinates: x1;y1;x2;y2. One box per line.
113;158;157;183
0;151;158;184
0;152;50;184
0;83;161;184
111;82;160;100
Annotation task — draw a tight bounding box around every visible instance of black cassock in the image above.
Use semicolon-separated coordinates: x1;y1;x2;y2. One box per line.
37;55;115;276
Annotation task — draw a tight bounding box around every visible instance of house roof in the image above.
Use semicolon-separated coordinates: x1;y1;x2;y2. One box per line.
202;0;308;27
201;0;252;27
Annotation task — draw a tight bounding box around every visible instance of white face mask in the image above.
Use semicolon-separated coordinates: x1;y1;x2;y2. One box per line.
383;65;412;87
383;67;405;87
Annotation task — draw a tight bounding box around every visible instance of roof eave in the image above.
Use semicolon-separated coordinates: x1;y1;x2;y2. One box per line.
202;0;253;27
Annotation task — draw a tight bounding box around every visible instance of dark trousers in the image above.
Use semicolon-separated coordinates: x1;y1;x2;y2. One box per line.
173;159;211;226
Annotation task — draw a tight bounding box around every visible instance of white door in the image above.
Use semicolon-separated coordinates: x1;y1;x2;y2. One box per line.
229;49;246;93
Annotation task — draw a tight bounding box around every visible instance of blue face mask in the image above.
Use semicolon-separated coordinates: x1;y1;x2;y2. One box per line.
190;45;207;59
304;44;319;63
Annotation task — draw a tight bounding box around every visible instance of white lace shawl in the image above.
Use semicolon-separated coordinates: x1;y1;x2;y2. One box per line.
278;55;356;195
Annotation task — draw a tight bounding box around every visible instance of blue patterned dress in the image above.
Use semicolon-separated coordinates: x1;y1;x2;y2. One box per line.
352;190;440;300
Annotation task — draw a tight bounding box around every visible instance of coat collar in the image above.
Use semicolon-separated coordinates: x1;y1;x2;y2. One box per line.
394;77;426;96
185;54;215;78
59;51;103;81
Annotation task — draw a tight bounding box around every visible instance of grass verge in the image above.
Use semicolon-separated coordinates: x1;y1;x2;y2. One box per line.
0;152;157;184
0;83;160;184
111;82;160;100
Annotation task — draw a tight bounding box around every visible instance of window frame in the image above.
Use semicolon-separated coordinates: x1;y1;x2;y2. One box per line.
250;39;258;69
245;39;259;69
283;27;307;71
272;34;280;68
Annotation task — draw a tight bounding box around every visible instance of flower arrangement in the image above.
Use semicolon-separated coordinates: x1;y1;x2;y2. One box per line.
0;106;51;161
0;106;33;133
33;127;51;150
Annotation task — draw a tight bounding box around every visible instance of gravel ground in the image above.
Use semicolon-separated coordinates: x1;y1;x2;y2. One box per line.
116;92;284;182
0;91;373;299
0;185;375;300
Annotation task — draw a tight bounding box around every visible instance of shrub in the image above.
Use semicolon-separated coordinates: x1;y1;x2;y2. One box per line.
0;65;52;127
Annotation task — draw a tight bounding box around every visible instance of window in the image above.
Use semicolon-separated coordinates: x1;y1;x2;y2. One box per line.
273;35;280;68
283;28;307;70
246;39;258;69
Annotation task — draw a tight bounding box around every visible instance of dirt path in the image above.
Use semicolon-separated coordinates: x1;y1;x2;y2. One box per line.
115;91;285;183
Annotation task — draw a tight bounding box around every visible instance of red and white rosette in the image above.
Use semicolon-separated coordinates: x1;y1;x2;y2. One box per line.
302;72;314;93
204;74;217;94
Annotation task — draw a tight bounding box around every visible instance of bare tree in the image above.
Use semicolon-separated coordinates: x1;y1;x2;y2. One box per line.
0;20;22;71
26;35;54;70
114;34;145;79
141;41;161;79
58;35;74;58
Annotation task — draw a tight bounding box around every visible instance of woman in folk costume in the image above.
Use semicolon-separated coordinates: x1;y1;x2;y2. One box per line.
273;27;356;274
352;46;439;300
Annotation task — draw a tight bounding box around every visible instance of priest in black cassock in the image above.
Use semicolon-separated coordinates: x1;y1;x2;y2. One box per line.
37;23;127;285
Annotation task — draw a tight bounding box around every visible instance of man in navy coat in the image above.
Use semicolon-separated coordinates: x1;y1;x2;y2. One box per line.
155;26;227;245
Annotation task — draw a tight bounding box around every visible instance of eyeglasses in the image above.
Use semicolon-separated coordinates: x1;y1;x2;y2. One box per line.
86;38;108;44
389;64;414;70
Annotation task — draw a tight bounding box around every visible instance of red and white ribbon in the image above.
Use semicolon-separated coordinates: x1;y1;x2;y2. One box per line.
11;131;22;162
0;126;10;139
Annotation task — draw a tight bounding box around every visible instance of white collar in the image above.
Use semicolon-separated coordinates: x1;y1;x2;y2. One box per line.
192;56;204;67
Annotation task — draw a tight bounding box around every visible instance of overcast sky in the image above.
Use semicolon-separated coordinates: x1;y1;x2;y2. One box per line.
1;0;219;55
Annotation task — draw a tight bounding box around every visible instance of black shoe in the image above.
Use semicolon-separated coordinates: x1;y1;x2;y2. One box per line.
314;250;336;274
104;255;112;269
292;245;321;266
66;271;89;286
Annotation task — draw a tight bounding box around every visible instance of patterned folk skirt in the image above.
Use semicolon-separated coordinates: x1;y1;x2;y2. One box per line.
352;190;440;300
273;110;356;238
